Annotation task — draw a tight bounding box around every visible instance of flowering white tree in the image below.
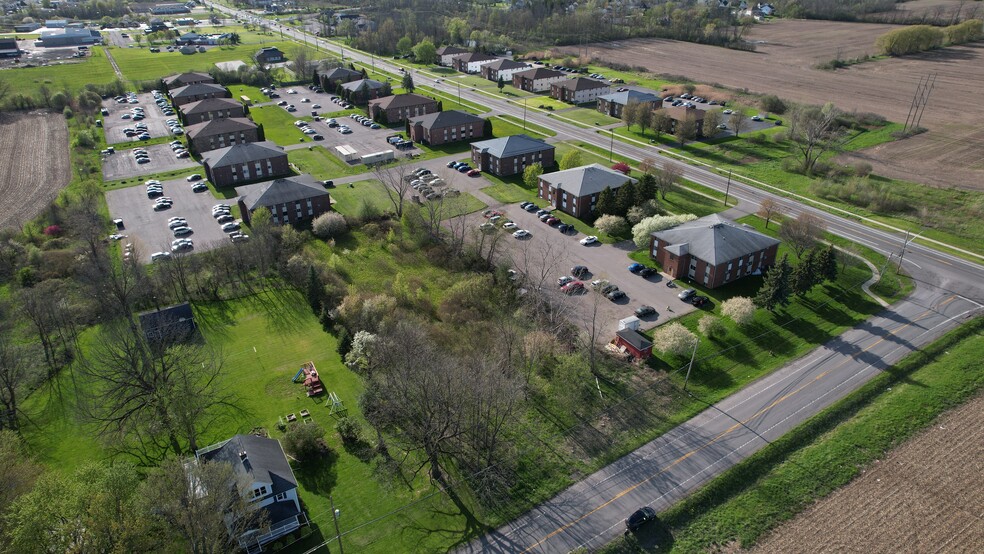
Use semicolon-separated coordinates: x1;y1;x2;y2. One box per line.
653;322;697;357
698;315;725;338
312;212;348;239
721;296;757;326
344;330;378;371
594;214;629;236
631;214;698;247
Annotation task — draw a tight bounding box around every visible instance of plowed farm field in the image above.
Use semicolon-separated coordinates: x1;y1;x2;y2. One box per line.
749;393;984;553
0;113;71;230
564;20;984;189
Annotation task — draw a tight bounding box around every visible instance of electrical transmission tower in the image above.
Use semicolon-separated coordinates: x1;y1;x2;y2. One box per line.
903;73;936;134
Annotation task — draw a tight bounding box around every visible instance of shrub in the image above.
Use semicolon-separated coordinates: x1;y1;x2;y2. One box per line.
611;161;631;175
876;25;944;56
721;296;756;326
631;213;697;247
335;416;363;445
944;19;982;45
282;422;329;462
594;214;629;236
746;133;766;145
312;212;348;239
653;323;697;357
43;225;62;237
852;161;873;177
698;315;726;339
759;94;787;115
62;106;74;119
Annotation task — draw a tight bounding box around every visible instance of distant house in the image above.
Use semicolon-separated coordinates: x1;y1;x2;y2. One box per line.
36;28;101;48
511;67;568;92
236;174;333;226
649;214;780;288
452;52;500;74
319;66;362;90
338;78;387;105
180;97;246;125
407;110;486;146
436;45;468;66
614;329;653;360
195;434;306;553
549;77;611;104
470;134;555;177
150;3;191;14
186;117;260;153
597;90;663;119
201;141;290;187
138;302;197;348
480;59;531;83
175;32;202;45
0;38;21;58
538;163;637;219
368;93;439;124
663;105;707;137
254;46;285;64
168;82;229;107
14;22;40;32
163;71;215;91
45;20;68;28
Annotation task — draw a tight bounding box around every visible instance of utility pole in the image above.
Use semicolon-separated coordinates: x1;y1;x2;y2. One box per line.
683;337;699;392
609;129;614;162
724;169;732;206
330;496;344;554
896;229;923;273
522;97;527;131
457;82;461;107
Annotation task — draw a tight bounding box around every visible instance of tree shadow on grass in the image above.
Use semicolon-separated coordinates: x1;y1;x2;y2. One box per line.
191;301;239;340
293;447;340;496
245;287;310;334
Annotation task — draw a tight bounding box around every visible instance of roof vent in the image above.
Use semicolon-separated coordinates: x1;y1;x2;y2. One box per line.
239;450;248;461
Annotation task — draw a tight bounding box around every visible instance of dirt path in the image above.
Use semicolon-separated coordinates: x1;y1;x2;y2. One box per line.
749;393;984;553
103;47;124;80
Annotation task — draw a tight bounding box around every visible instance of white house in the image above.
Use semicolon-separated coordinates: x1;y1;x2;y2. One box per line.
452;52;501;74
436;45;468;66
511;67;569;92
196;434;306;553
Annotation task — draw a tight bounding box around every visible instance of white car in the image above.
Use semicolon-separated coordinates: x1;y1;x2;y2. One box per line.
186;174;203;182
503;222;517;230
722;109;734;115
168;219;188;229
151;252;172;262
220;222;241;232
580;235;598;245
513;229;530;239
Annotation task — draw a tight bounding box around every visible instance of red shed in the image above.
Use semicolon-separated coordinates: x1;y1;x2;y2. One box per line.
614;329;653;360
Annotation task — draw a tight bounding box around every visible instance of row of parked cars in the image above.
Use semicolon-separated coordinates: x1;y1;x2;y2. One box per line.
446;160;480;177
349;113;382;130
152;90;177;117
518;201;576;233
294;120;324;141
329;95;354;109
169;140;193;160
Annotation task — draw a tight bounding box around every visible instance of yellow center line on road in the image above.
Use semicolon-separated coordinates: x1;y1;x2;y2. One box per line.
520;299;955;552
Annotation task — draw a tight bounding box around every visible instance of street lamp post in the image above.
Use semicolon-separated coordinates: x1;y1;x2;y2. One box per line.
457;82;462;107
609;129;615;162
523;97;527;131
724;169;732;206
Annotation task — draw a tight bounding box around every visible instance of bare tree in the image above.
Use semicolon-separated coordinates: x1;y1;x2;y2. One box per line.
787;103;848;175
651;110;672;141
729;108;749;136
653;161;683;199
639;156;659;175
374;165;414;218
703;110;722;135
511;238;569;292
0;337;28;431
289;48;313;81
757;198;783;228
780;212;827;259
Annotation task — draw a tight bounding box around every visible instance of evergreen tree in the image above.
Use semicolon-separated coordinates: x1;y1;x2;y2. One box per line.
791;249;817;297
497;75;505;92
636;173;657;206
401;72;415;93
819;243;838;282
307;266;323;310
595;186;616;216
755;254;792;311
614;181;636;217
380;81;392;97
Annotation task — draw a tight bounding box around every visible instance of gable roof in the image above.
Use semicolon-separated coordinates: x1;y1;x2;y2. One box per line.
409;109;484;130
540;163;636;197
452;52;499;63
237;174;330;210
598;90;662;105
664;105;706;122
369;93;438;110
185;117;257;140
652;214;780;265
321;66;361;80
163;71;213;88
138;302;196;346
483;58;530;71
554;77;610;91
339;78;385;92
512;67;567;80
616;329;653;351
181;97;243;114
171;82;227;99
197;434;298;496
470;134;553;159
202;141;285;168
436;45;468;56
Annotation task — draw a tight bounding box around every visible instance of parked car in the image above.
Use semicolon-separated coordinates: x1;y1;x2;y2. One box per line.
639;267;656;278
571;265;589;278
186;174;203;182
628;263;645;273
172;226;193;237
606;289;626;301
512;229;530;239
635;305;657;317
151;252;171;262
561;281;584;294
558;276;575;286
678;288;697;300
220;222;241;233
626;507;658;532
580;235;598;245
691;295;709;307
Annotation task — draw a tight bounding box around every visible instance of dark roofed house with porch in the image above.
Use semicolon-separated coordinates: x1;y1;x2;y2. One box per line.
368;93;439;124
407;110;486;146
339;78;387;105
138;302;196;348
649;214;780;289
254;46;285;64
202;141;290;188
538;163;636;219
597;90;663;119
614;329;653;360
470;134;555;177
236;174;333;226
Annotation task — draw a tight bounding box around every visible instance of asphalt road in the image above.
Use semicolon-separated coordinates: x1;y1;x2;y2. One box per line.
205;4;984;550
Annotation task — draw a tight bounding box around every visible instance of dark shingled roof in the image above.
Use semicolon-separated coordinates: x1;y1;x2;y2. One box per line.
369;93;438;110
540;163;637;197
197;434;298;497
170;82;228;99
202;141;285;169
482;58;530;71
321;66;361;81
617;329;653;351
163;71;214;89
553;77;610;91
452;52;499;63
185;117;257;140
436;45;467;56
408;110;484;130
470;134;553;159
180;97;243;114
652;214;781;265
339;78;386;93
237;174;330;211
512;67;567;80
597;90;662;105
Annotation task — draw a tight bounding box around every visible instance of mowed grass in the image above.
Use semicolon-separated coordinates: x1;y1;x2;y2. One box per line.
634;317;984;553
554;107;620;128
288;146;365;178
251;104;308;145
512;94;570;111
0;47;117;95
492;114;557;137
111;41;321;81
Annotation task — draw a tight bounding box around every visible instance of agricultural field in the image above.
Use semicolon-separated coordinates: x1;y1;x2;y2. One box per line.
0;113;71;230
750;393;984;553
0;47;117;96
563;19;984;190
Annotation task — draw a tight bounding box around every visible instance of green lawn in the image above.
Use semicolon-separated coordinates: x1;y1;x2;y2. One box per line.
445;73;535;98
512;95;570;111
0;47;117;96
288;146;366;178
489;115;549;140
251;105;309;145
111;41;321;82
226;84;271;104
328;179;392;215
554;107;620;128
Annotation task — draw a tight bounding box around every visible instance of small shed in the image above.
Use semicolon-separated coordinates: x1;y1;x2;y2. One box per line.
618;316;641;331
139;302;197;348
614;329;653;360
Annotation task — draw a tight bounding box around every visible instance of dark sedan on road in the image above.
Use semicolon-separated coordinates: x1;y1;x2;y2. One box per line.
626;506;657;532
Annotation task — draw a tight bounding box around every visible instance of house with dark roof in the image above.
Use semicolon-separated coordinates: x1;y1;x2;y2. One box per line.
201;141;290;187
550;77;611;104
36;28;102;48
649;214;781;288
597;90;663;119
163;71;215;91
538;163;637;219
511;67;568;92
436;45;468;66
186;117;260;153
0;38;20;58
168;82;229;107
470;134;555;177
407;110;486;146
254;46;285;64
180;97;246;124
319;66;362;90
452;52;500;74
196;434;306;553
338;78;387;105
368;93;439;124
236;174;332;226
480;58;531;83
663;105;707;137
614;329;653;360
138;302;196;349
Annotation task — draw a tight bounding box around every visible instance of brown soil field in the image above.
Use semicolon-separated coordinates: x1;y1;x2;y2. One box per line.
0;112;71;230
748;393;984;553
563;19;984;189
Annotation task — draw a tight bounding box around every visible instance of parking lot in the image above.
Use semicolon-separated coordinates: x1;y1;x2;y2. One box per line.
101;92;181;145
302;113;419;163
102;143;200;181
106;177;238;263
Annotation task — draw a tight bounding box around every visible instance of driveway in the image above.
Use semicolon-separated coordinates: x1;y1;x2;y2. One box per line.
106;177;238;262
102;143;200;181
102;92;181;145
